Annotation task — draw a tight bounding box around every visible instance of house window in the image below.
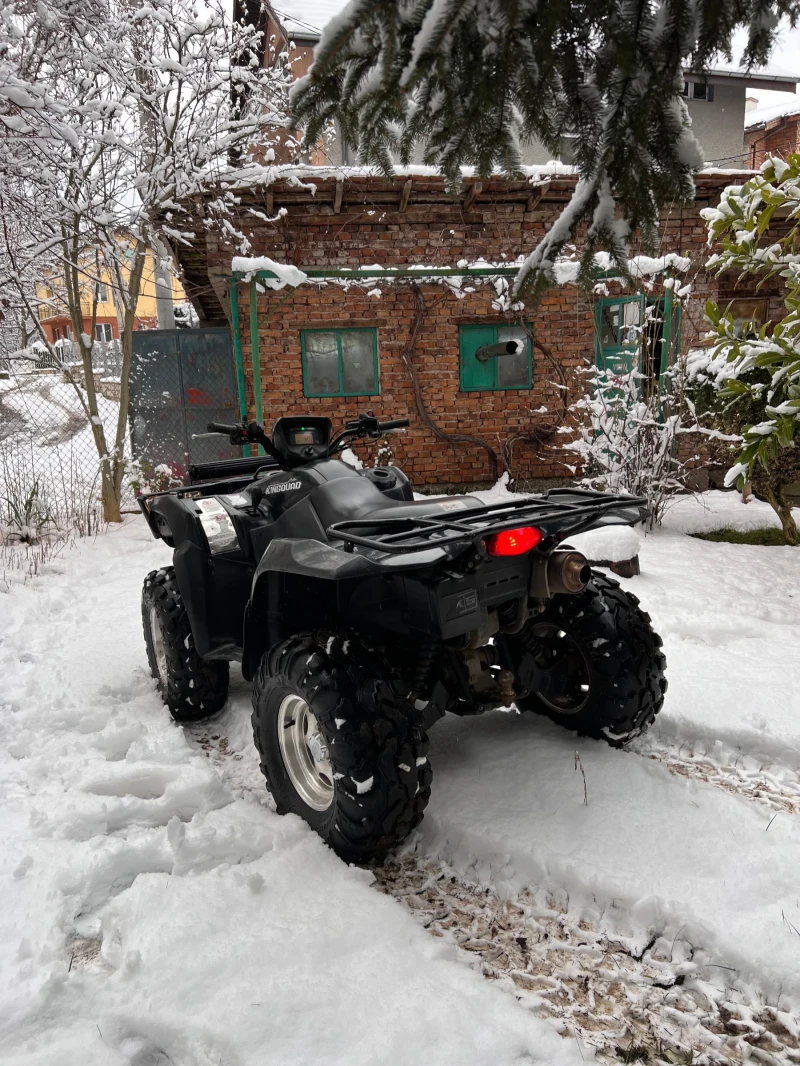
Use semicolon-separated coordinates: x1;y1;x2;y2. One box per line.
96;283;109;302
726;297;768;338
95;323;113;342
459;324;532;391
595;295;682;391
597;297;642;367
682;80;714;102
301;328;379;397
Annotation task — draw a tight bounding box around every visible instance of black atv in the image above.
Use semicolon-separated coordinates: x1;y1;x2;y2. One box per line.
138;412;666;862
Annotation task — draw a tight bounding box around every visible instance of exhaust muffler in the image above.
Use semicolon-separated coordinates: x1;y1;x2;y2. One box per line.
545;550;592;595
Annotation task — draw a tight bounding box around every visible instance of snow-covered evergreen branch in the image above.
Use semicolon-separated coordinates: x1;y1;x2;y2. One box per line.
291;0;798;300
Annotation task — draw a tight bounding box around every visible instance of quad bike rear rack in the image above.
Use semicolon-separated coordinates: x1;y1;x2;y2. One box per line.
327;489;647;554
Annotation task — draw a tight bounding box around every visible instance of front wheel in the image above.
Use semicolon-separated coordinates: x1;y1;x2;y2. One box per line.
251;635;431;863
500;572;666;745
142;567;229;722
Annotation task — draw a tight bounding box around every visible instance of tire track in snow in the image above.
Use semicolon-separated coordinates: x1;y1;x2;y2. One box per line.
187;711;800;1065
375;855;800;1066
184;676;271;800
627;731;800;816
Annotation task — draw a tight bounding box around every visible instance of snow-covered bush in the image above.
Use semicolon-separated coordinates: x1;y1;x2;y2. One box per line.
687;351;799;545
564;361;689;529
701;154;800;485
373;437;394;468
0;436;103;544
0;478;53;545
126;459;183;497
174;302;200;329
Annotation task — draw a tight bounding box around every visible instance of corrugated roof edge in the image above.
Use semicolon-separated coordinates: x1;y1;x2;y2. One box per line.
745;98;800;130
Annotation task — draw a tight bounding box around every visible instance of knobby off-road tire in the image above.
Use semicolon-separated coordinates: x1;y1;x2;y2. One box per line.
141;567;229;722
251;635;432;863
504;571;667;745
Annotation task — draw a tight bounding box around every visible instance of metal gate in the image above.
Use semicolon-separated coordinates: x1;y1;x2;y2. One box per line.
129;327;241;479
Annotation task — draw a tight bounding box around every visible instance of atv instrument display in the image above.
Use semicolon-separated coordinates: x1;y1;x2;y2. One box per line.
139;412;666;862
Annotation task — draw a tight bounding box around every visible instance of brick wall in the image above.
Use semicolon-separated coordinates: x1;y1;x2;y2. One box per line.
235;281;594;484
745;115;800;170
196;171;760;488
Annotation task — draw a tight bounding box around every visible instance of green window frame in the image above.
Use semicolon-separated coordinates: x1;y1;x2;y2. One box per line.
595;295;644;376
301;328;380;398
458;324;533;391
595;295;682;388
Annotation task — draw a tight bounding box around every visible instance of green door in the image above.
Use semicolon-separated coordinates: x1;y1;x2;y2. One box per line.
595;295;645;375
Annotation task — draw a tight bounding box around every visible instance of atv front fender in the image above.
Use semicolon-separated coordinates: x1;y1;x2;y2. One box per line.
243;539;376;680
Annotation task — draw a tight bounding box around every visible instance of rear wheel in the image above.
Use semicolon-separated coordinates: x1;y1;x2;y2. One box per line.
501;572;666;745
142;567;229;722
251;634;431;863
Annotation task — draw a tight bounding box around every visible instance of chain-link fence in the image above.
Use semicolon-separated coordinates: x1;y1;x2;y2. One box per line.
0;340;125;547
1;328;241;562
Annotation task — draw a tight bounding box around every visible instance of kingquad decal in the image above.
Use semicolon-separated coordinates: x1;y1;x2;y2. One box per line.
262;478;302;495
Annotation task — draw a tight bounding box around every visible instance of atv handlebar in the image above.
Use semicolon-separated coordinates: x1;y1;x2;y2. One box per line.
200;420;282;464
330;413;410;453
206;421;244;437
199;413;410;467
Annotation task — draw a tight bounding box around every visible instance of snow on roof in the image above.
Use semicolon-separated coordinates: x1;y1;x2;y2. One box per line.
697;61;800;83
744;97;800;129
230;251;691;287
221;160;579;189
218;160;749;192
269;1;348;39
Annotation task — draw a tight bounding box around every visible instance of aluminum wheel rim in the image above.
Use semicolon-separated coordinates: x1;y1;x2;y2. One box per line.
149;606;168;686
277;694;334;812
530;623;591;715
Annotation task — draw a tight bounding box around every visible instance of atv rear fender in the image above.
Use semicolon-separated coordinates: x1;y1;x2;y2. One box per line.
241;537;532;681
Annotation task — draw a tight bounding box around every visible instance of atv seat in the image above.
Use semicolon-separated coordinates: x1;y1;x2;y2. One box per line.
310;476;483;532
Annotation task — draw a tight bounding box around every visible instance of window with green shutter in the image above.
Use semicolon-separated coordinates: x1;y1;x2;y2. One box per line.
595;295;682;392
459;324;532;391
301;328;379;398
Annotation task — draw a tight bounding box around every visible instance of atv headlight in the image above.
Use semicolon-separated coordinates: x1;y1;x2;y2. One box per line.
195;498;239;554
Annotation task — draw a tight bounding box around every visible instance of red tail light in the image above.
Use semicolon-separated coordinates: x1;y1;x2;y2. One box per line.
484;526;543;557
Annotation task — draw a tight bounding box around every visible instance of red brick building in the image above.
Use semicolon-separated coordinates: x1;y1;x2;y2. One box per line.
744;102;800;168
171;165;781;489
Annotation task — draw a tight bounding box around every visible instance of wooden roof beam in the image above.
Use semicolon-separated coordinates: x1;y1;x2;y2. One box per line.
463;181;483;212
525;178;551;213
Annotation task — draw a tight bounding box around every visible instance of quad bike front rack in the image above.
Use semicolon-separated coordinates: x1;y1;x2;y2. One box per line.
327;488;647;554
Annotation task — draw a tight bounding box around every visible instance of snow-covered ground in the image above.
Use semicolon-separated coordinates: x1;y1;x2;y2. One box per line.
2;490;799;1064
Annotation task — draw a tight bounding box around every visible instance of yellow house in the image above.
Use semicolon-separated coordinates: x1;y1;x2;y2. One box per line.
37;247;186;345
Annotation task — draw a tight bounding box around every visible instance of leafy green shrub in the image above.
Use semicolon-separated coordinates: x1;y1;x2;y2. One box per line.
687;360;799;544
701;155;800;483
